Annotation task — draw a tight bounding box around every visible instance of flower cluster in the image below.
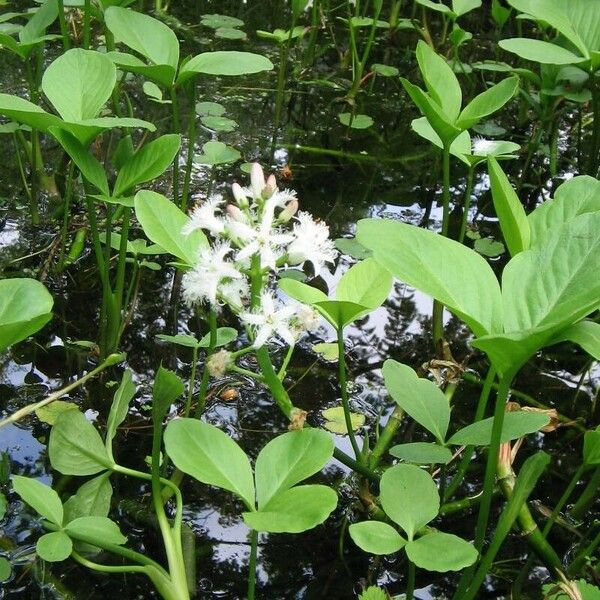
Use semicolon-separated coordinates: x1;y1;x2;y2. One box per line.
181;163;337;348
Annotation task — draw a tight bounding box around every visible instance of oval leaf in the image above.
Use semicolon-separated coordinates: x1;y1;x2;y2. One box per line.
164;418;255;510
12;476;63;526
349;521;407;555
405;532;477;572
36;532;72;562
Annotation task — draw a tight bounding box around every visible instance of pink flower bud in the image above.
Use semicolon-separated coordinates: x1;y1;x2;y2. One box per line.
278;198;299;223
264;174;278;198
226;204;247;223
250;163;265;198
231;182;248;207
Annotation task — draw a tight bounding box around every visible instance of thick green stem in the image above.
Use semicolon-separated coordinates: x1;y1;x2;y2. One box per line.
56;0;70;50
184;347;199;418
405;560;416;600
180;82;197;212
441;144;451;237
247;529;259;600
369;405;404;468
444;368;496;500
83;0;91;49
571;466;600;520
170;87;181;204
587;73;600;176
474;370;516;550
337;327;361;460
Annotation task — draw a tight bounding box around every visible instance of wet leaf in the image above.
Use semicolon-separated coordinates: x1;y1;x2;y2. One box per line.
321;406;365;434
35;400;78;425
338;113;373;129
36;532;72;562
12;476;63;525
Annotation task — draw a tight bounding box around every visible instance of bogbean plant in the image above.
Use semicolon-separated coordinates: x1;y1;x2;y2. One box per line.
2;3;600;600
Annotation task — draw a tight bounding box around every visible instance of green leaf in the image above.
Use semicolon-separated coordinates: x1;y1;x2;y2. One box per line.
415;0;454;14
314;300;373;329
35;400;78;425
255;429;334;508
0;93;61;132
278;279;329;306
338;113;374;129
156;333;200;348
0;278;53;353
312;342;339;361
416;40;462;122
49;410;113;475
456;77;519;130
356;219;503;337
502;212;600;333
583;427;600;466
349;521;406;555
448;411;550;446
380;464;439;539
106;370;135;453
42;49;116;122
195;140;241;166
178;51;273;83
452;0;481;17
411;116;471;164
49;127;109;195
12;476;63;525
389;442;453;465
487;156;530;256
64;516;126;545
401;78;461;146
499;38;585;65
19;0;58;45
358;586;388;600
215;27;247;40
383;359;450;443
195;101;226;116
113;134;181;197
197;327;238;348
528;176;600;247
164;418;255;510
36;532;72;562
242;485;337;533
474;237;505;257
551;320;600;360
405;532;477;571
321;406;365;434
201;13;245;29
371;63;399;77
63;473;113;522
153;366;184;424
134;190;208;265
0;492;6;520
334;238;372;259
200;116;238;132
105;7;179;72
0;557;10;582
336;258;392;310
105;50;176;87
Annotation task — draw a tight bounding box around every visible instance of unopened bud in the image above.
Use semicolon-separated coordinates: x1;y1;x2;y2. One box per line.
250;163;265;199
264;174;277;198
231;182;249;208
278;199;299;223
226;204;247;223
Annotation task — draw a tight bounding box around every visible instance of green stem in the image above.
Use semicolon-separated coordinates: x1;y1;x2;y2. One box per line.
180;82;197;212
194;308;217;418
444;367;496;500
83;0;91;49
473;370;516;551
0;353;125;428
170;87;181;205
541;464;586;540
568;525;600;575
247;529;259;600
587;72;600;177
12;133;32;201
458;165;475;244
277;344;295;380
405;560;415;600
184;347;198;418
58;162;75;270
369;405;404;468
441;143;451;237
337;326;361;460
29;129;40;226
570;466;600;520
56;0;70;50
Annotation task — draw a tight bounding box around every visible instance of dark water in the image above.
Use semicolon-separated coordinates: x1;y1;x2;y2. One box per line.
1;1;598;598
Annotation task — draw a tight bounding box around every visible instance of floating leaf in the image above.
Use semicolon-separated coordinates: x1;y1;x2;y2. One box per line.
200;116;238;132
312;342;339;361
338;113;373;129
474;237;505;257
321;406;365;434
36;531;72;562
195;140;241;166
195;101;226;117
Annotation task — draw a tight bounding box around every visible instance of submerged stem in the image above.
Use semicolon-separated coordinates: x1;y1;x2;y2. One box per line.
247;529;259;600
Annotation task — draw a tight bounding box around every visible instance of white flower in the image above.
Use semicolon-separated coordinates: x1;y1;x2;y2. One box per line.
181;242;243;307
240;292;297;348
220;277;250;310
183;195;225;235
472;137;497;156
287;211;338;273
228;204;294;270
250;162;266;199
291;303;321;334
